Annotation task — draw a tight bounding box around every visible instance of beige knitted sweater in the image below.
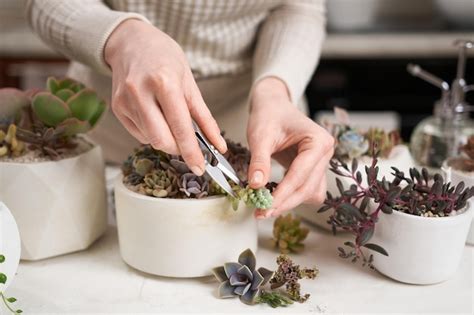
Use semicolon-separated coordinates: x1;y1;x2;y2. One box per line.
26;0;326;103
26;0;326;162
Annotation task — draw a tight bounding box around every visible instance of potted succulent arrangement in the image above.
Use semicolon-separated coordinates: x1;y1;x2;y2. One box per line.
115;142;273;278
319;151;474;284
443;135;474;245
0;77;108;260
297;107;415;229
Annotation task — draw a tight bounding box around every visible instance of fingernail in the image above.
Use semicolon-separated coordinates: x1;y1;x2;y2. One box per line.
190;165;204;176
220;136;228;152
250;171;263;186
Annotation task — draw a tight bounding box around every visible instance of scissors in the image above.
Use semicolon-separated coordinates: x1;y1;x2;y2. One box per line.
192;121;240;198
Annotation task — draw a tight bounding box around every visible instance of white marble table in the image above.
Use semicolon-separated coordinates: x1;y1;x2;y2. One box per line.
6;218;473;314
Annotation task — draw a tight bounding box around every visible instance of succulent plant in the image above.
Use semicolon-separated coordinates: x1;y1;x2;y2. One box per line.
212;248;274;305
123;144;275;208
179;173;209;198
269;255;318;303
335;129;369;159
272;214;309;254
223;138;251;181
0;124;24;157
319;150;474;267
365;128;402;158
136;170;178;197
256;290;294;308
30;77;105;136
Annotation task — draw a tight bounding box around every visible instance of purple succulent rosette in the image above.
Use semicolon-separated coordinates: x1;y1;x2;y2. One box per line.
212;249;273;305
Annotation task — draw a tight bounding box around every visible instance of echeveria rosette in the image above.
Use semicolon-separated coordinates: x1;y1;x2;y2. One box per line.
336;129;369;159
212;249;274;305
179;173;209;198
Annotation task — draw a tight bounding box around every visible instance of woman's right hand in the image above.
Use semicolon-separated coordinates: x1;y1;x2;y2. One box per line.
104;19;227;175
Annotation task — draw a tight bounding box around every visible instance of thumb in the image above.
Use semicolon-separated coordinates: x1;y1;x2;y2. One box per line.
247;136;273;189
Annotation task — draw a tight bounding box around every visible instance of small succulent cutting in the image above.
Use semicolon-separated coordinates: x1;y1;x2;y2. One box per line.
212;250;317;308
212;249;274;305
270;255;318;303
122;144;273;209
0;254;22;314
272;214;309;254
319;151;474;268
447;136;474;173
0;77;106;159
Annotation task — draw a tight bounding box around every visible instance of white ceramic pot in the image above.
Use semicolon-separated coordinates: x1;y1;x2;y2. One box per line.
296;145;415;230
0;144;107;260
114;178;258;278
0;202;20;290
368;205;472;285
442;162;474;245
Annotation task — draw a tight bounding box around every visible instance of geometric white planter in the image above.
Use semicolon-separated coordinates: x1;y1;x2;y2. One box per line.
0;144;107;260
114;178;258;278
369;205;473;285
296;145;416;230
442;163;474;245
0;202;21;290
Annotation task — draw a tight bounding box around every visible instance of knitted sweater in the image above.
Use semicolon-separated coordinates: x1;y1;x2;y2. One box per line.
26;0;326;103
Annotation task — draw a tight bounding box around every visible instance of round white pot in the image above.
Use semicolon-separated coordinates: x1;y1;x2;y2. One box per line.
0;202;20;290
442;162;474;245
114;178;258;278
369;205;472;285
296;145;415;230
0;144;108;260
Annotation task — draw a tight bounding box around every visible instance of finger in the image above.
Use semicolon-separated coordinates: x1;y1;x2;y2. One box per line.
272;140;330;210
118;113;148;144
187;77;227;153
155;84;205;175
136;100;180;154
247;130;274;189
272;168;327;217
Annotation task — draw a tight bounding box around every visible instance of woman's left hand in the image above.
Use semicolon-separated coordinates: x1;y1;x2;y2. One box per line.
247;77;335;218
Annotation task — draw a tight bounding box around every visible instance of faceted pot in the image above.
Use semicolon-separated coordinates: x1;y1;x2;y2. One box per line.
0;202;21;289
442;161;474;245
114;178;258;278
368;204;472;284
0;143;108;260
296;145;415;230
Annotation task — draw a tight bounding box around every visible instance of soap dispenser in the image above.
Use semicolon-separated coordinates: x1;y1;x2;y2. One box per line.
408;40;474;169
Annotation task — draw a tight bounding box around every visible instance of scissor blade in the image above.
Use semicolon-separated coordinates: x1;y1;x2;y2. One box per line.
216;157;241;185
205;163;237;198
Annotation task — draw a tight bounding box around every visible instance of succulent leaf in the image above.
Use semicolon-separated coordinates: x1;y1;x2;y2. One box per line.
212;266;227;282
218;280;235;298
272;214;309;254
32;92;71;127
55;89;74;102
67;89;103;122
238;248;256;271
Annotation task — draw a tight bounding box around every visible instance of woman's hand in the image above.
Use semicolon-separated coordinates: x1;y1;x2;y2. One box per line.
105;19;227;175
248;77;335;218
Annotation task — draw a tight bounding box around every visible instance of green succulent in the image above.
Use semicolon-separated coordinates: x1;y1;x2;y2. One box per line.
137;170;178;198
272;214;309;254
228;185;273;210
31;77;106;137
0;124;24;157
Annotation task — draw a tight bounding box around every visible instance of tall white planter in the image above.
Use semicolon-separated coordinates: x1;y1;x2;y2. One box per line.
369;205;472;284
115;178;258;278
442;163;474;245
296;145;415;230
0;202;20;290
0;145;107;260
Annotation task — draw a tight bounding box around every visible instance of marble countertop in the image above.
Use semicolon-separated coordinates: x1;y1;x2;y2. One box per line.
6;217;473;314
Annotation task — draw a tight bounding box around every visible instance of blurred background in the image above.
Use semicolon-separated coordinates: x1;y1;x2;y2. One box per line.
0;0;473;140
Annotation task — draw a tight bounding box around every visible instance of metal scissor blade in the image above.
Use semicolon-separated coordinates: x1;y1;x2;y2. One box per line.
205;162;237;198
216;156;241;185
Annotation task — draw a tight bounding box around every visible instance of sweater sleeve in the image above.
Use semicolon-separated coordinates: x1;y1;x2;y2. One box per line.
252;0;326;103
25;0;150;76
